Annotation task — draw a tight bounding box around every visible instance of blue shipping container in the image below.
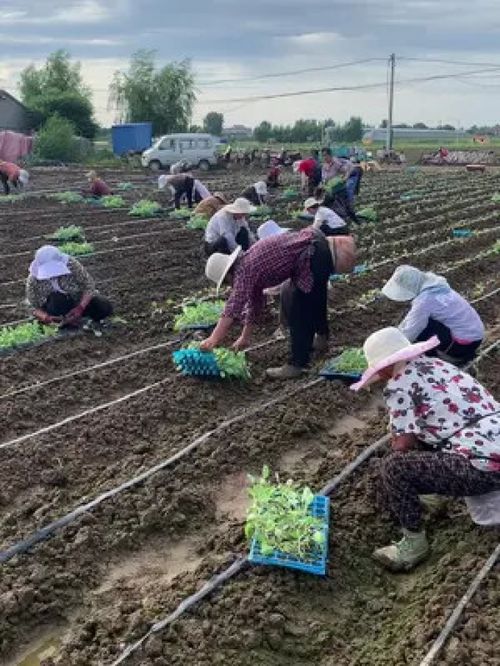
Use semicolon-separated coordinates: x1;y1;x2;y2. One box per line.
112;123;152;155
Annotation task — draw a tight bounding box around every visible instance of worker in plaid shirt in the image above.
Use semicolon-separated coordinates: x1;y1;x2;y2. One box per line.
201;227;334;379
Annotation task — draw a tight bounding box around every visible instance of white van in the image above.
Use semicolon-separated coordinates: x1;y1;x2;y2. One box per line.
141;133;219;171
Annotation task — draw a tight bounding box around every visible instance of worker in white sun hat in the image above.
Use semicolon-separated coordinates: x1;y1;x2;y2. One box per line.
303;197;348;236
351;326;500;572
240;180;268;206
257;219;290;241
382;265;484;366
204;197;256;256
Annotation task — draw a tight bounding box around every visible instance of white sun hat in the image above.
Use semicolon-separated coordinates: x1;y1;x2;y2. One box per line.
350;327;440;391
19;169;29;186
257;219;290;240
158;175;168;190
304;197;322;210
29;245;71;280
224;197;256;215
205;246;242;293
382;265;449;302
254;181;268;196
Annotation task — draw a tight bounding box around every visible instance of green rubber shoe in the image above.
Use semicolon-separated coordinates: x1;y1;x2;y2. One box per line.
373;529;429;572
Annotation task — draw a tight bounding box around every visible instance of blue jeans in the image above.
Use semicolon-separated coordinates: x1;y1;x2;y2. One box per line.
345;170;362;203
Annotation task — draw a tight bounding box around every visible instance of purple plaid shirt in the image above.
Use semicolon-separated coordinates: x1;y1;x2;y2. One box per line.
223;228;316;324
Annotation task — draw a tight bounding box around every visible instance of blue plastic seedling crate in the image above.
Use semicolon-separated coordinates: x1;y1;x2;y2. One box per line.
330;264;366;282
319;355;363;384
172;348;221;378
249;495;330;576
452;229;473;238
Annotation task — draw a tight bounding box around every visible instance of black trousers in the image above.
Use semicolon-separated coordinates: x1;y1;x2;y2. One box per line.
205;227;251;256
416;318;482;362
174;176;194;209
44;292;114;322
319;223;349;237
284;234;334;367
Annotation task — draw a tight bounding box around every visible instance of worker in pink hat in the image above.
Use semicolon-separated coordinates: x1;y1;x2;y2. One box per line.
351;327;500;572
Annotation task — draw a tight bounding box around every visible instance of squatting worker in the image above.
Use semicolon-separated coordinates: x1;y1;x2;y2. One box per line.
27;245;113;327
158;173;195;209
0;161;29;195
200;227;334;380
304;197;348;237
204;197;256;256
240;181;268;206
194;192;228;219
351;327;500;572
382;265;484;365
86;171;112;198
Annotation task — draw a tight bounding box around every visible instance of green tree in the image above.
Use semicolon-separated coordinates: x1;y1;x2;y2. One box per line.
253;121;272;142
203;112;224;136
35;114;77;161
20;50;97;138
109;50;196;135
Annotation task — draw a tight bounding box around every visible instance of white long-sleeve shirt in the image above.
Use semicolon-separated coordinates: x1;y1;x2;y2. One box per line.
205;209;253;252
399;288;485;343
194;179;210;200
313;206;346;230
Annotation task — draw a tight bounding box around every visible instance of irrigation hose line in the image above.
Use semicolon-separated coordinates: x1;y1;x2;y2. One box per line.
418;543;500;666
109;342;500;664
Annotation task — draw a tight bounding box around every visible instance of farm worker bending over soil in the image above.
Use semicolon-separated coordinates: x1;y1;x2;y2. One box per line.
316;178;359;226
240;181;268;206
201;227;334;380
158;173;195;209
0;161;29;195
193;179;211;203
27;245;113;327
194;192;227;219
86;171;112;198
304;197;348;237
204;197;256;256
294;155;322;196
266;158;281;189
351;327;500;572
383;265;484;365
321;148;362;203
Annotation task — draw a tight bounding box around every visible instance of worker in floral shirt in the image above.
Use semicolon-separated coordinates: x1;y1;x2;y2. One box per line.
201;227;334;379
352;327;500;572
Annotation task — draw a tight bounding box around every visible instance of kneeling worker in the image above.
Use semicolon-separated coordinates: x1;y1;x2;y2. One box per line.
204;197;256;256
200;227;334;379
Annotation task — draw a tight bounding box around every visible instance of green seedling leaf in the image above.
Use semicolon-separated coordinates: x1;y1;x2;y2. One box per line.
0;322;58;351
58;241;94;256
173;300;225;331
129;200;162;217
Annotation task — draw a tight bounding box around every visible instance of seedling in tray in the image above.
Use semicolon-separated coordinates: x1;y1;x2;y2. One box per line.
173;300;225;331
247;466;329;576
58;241;94;256
320;347;367;383
0;321;58;352
172;343;250;380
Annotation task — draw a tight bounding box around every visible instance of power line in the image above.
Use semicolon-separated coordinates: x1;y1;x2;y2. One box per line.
196;58;386;87
399;56;500;68
199;65;500;104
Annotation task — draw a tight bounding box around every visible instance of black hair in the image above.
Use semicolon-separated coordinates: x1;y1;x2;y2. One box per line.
322;147;332;156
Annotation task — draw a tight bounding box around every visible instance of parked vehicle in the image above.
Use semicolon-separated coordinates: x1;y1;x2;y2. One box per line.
141;133;219;171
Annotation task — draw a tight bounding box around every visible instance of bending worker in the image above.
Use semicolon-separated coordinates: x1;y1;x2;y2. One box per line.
204;197;256;255
0;161;29;195
321;148;362;203
159;173;195;209
27;245;113;327
295;155;322;195
351;327;500;572
382;265;484;364
304;197;348;236
200;227;334;380
194;192;228;219
240;181;268;206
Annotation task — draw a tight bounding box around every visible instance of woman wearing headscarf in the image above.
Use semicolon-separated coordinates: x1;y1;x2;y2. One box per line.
351;327;500;572
86;171;112;198
240;181;268;206
383;265;484;364
27;246;113;326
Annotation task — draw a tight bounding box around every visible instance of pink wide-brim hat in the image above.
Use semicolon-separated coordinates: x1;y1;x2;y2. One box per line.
350;335;440;392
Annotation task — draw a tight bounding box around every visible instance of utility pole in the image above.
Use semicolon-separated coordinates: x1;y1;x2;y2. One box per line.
386;53;396;152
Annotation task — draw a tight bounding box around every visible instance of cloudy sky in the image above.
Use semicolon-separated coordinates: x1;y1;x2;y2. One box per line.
1;0;500;129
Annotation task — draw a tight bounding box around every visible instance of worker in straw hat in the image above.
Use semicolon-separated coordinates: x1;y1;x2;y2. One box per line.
86;171;112;198
200;226;334;379
204;197;256;256
382;265;484;365
351;327;500;572
240;180;269;206
0;161;29;195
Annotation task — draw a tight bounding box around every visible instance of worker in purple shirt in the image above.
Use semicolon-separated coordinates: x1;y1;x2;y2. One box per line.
200;228;334;379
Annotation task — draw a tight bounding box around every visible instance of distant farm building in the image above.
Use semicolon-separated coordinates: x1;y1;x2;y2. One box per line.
363;127;468;142
222;125;253;140
0;90;34;133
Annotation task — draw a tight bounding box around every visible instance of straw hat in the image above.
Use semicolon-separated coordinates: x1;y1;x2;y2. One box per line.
85;171;97;180
224;197;256;215
254;181;268;196
382;265;449;302
350;327;440;391
304;197;322;210
213;192;228;204
30;245;71;280
257;220;290;240
205;246;242;293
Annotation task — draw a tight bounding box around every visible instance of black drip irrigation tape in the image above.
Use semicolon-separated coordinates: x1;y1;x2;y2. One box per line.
107;341;500;664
